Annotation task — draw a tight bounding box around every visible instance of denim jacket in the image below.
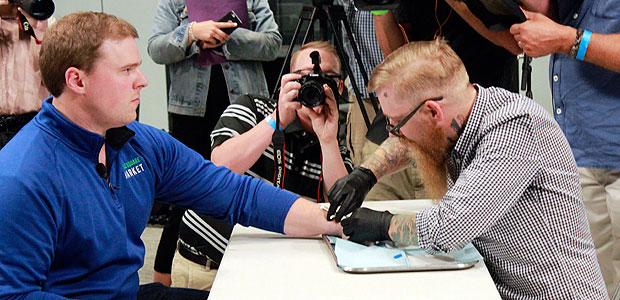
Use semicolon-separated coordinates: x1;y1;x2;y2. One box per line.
148;0;282;116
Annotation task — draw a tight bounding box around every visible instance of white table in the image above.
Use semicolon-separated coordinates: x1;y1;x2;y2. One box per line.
208;200;501;300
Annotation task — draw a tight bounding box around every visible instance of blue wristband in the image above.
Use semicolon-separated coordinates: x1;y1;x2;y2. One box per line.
576;30;591;61
265;115;283;131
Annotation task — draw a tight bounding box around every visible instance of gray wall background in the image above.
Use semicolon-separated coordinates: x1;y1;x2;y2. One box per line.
54;1;554;133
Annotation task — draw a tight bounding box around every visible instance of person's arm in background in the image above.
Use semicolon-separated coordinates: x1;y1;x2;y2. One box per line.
510;10;620;73
299;84;350;191
147;0;235;64
147;0;197;64
444;0;521;55
520;0;557;19
210;73;303;173
374;11;408;57
436;0;558;56
222;0;282;61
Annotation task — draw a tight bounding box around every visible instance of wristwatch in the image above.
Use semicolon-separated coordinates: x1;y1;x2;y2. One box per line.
569;28;585;59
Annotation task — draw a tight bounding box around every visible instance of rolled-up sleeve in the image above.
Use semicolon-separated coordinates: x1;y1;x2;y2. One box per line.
147;0;200;65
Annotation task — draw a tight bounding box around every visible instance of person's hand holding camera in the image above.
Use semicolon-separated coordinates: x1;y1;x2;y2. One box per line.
189;20;237;49
272;73;303;129
16;7;48;39
299;83;339;144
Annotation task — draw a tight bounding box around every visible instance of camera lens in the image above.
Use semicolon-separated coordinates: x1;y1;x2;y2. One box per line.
298;82;324;108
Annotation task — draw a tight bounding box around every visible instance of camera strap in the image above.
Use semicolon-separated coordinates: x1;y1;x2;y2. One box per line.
17;12;42;44
272;105;286;189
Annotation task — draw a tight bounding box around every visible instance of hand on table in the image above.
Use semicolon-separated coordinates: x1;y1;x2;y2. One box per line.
342;208;393;244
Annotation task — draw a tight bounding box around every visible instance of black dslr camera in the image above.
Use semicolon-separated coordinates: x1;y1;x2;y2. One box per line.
9;0;55;20
295;51;339;108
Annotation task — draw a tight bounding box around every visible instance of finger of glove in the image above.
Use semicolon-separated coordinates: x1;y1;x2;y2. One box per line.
326;201;340;221
326;181;348;220
334;193;360;222
327;189;355;221
341;218;356;237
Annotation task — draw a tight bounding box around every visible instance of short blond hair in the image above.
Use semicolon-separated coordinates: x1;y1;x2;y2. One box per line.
290;40;340;73
368;39;468;103
40;12;138;97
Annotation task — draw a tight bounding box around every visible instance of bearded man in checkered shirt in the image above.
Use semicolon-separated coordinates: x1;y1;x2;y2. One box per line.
326;39;607;299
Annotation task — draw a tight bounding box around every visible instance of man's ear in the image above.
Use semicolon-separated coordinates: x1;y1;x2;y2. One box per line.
65;67;86;95
337;79;344;95
425;100;444;122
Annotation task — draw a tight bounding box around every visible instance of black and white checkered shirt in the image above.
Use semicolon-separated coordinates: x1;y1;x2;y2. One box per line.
416;85;607;299
338;0;384;99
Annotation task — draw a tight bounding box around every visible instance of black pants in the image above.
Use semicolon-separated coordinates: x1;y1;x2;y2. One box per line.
138;282;209;300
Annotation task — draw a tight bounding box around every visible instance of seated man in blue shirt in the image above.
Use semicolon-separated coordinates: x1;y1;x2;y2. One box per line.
0;11;341;300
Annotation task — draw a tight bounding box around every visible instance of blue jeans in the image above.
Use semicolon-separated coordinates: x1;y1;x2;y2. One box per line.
138;282;209;300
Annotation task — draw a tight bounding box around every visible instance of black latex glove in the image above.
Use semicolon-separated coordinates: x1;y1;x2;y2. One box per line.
327;166;377;222
342;208;393;244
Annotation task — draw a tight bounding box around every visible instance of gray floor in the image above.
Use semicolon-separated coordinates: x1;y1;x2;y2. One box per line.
138;226;164;285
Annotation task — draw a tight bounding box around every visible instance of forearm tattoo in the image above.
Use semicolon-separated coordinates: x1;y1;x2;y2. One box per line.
389;214;418;245
361;137;414;179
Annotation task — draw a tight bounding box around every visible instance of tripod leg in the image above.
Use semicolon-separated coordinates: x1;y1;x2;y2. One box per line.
340;15;380;115
302;7;319;44
271;6;317;99
323;6;372;129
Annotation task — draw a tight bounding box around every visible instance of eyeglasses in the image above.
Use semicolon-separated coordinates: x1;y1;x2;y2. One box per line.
385;96;443;137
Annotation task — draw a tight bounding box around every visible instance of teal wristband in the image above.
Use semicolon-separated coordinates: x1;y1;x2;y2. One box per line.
265;115;283;131
371;10;389;15
576;30;591;61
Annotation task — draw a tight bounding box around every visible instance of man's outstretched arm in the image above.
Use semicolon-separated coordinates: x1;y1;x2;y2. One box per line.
284;199;342;237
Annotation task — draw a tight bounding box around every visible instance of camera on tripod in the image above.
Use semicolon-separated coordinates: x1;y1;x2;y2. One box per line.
9;0;55;20
295;50;339;108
